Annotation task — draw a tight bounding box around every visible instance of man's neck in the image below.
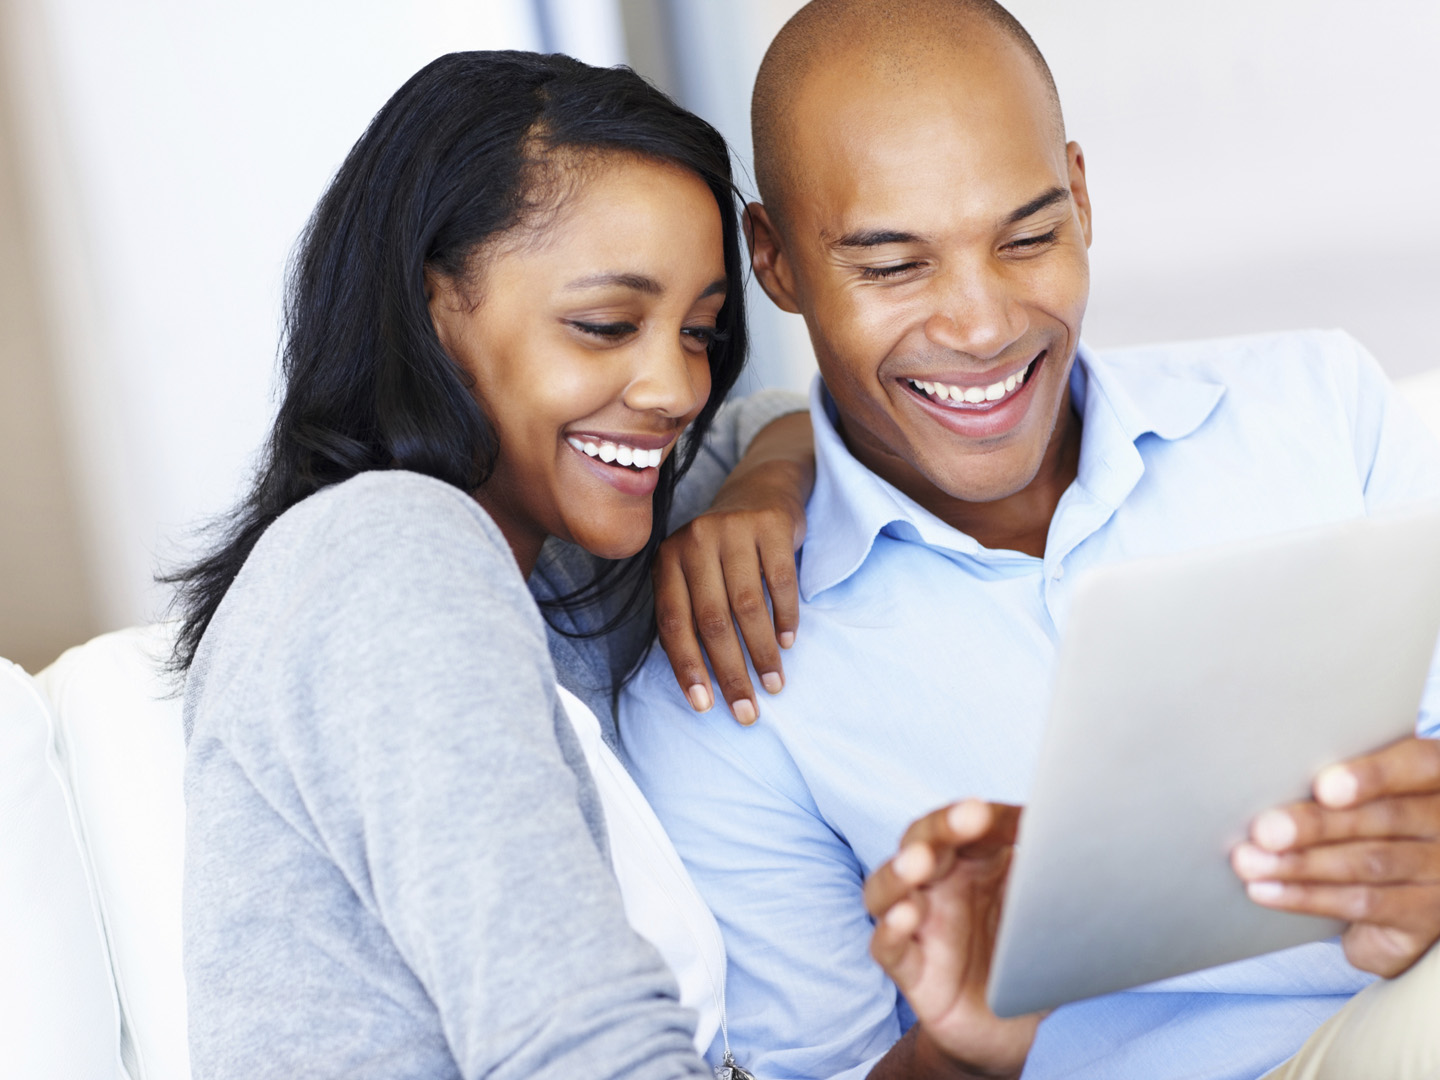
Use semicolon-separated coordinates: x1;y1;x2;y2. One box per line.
841;394;1083;560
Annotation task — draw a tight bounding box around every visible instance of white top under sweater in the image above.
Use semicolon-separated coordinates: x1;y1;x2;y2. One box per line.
557;685;727;1056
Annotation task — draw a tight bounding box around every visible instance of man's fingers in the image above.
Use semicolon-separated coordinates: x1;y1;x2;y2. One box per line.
1250;793;1440;852
1319;737;1440;809
1341;922;1435;979
1244;879;1440;935
869;896;927;987
865;800;1022;918
651;554;714;713
899;799;1023;855
758;533;801;651
715;541;786;697
864;847;933;919
1232;839;1440;886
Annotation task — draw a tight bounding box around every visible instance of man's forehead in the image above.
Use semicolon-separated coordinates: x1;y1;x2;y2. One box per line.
784;40;1066;223
793;87;1069;243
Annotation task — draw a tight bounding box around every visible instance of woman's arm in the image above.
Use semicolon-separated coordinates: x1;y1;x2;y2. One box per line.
185;473;710;1080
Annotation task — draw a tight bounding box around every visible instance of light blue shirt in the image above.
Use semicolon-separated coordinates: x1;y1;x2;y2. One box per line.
620;330;1440;1080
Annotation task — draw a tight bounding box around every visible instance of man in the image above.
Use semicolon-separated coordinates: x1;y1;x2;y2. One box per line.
621;2;1440;1078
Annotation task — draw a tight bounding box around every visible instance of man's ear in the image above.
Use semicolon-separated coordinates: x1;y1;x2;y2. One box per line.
1067;142;1093;249
744;202;803;315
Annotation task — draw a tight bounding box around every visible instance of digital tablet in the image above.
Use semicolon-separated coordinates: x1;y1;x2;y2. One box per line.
986;504;1440;1018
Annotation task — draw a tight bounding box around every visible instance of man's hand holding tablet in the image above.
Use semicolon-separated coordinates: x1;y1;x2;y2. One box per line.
1233;736;1440;978
864;799;1035;1080
862;507;1440;1074
865;741;1440;1075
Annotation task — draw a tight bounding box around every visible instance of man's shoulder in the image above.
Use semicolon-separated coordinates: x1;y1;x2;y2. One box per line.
1089;328;1374;391
620;646;820;809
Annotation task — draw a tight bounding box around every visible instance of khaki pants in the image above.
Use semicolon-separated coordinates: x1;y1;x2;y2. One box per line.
1261;944;1440;1080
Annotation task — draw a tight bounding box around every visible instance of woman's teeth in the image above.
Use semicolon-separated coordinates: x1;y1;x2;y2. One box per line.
567;437;664;469
908;366;1028;407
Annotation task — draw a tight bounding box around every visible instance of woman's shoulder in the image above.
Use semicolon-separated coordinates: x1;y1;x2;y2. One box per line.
277;470;508;553
188;470;549;740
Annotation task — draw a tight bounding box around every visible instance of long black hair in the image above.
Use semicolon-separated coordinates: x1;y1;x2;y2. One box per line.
165;51;747;672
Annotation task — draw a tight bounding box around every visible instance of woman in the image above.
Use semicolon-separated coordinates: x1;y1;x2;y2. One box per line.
175;51;802;1079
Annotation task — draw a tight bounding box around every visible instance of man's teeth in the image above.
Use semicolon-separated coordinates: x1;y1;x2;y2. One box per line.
567;437;664;469
909;367;1027;407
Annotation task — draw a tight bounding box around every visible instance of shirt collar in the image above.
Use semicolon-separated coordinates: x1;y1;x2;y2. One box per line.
799;343;1226;601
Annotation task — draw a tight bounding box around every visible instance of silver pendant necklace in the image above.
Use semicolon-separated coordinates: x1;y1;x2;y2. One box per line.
714;1046;756;1080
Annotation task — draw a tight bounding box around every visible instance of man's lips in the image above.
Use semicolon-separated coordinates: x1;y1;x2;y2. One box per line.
900;350;1047;438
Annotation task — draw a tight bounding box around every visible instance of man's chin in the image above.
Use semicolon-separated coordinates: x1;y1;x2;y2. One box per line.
924;455;1048;506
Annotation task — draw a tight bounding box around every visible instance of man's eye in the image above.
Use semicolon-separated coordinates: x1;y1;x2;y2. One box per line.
570;321;637;339
859;262;922;281
1006;228;1060;251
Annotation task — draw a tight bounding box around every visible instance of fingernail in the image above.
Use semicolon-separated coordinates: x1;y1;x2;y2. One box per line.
1315;765;1358;808
1253;809;1297;852
885;900;919;932
760;671;783;694
779;631;796;649
947;798;988;836
894;844;930;883
1247;881;1285;904
732;698;758;725
686;684;712;712
1233;844;1279;877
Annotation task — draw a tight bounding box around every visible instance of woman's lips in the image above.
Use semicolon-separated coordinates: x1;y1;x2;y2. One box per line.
567;438;662;497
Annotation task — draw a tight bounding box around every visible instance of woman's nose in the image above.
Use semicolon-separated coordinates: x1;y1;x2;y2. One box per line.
622;332;708;418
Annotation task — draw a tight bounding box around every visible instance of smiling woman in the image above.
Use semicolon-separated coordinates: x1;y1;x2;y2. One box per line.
166;50;787;1080
427;156;726;565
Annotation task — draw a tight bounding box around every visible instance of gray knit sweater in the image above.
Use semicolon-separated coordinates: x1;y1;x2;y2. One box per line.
182;392;800;1080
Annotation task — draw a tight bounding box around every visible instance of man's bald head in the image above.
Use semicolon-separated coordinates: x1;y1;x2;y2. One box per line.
752;0;1064;228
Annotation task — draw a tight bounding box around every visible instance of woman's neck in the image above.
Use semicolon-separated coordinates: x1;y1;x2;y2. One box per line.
474;487;546;578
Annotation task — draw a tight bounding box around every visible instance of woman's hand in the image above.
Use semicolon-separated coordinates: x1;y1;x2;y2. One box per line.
654;412;814;724
1232;735;1440;977
864;800;1041;1080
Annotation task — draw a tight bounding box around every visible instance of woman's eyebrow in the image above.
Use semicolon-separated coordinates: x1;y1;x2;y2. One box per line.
565;271;664;294
698;278;727;300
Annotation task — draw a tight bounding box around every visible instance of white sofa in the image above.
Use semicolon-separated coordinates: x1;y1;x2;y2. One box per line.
4;368;1440;1080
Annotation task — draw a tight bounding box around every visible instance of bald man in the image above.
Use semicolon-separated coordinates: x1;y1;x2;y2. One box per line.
621;2;1440;1078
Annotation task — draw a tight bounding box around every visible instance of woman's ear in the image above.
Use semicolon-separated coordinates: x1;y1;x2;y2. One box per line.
425;266;458;353
744;202;803;315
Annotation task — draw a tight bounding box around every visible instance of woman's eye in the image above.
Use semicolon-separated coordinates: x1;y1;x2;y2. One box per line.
859;262;922;281
681;325;726;350
1005;228;1060;251
570;320;638;339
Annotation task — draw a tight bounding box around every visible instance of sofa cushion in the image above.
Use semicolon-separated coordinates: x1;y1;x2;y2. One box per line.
0;656;126;1079
36;625;189;1080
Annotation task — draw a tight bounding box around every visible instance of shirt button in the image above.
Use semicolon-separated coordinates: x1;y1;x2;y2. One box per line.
1051;564;1065;581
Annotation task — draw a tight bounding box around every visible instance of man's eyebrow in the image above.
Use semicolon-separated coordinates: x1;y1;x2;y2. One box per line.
1002;186;1069;227
565;272;664;295
829;228;927;250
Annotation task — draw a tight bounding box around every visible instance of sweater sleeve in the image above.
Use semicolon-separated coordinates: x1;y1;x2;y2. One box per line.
183;473;708;1080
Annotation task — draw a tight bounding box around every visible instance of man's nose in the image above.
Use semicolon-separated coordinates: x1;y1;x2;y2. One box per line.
622;331;707;418
922;263;1028;361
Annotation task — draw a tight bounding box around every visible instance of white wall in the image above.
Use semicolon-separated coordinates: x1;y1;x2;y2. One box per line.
664;0;1440;390
2;0;544;628
1009;0;1440;379
5;0;1435;634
